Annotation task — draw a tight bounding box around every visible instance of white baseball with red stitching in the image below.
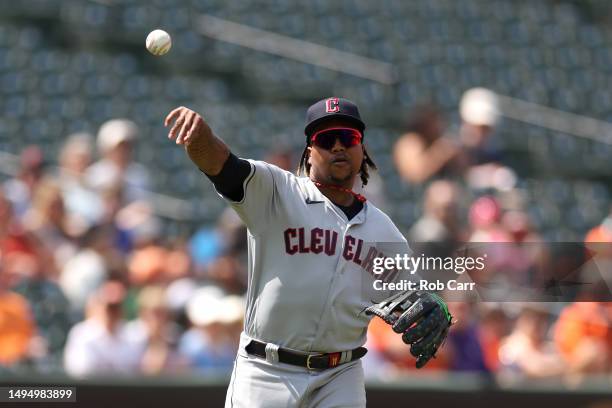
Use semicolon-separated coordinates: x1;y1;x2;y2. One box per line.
146;29;172;56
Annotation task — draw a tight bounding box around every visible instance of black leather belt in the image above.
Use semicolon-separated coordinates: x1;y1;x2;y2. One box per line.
245;339;367;370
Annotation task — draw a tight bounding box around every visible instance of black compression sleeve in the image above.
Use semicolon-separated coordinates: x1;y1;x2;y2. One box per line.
202;153;251;202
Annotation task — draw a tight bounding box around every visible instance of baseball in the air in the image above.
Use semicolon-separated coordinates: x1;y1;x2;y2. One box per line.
146;29;172;56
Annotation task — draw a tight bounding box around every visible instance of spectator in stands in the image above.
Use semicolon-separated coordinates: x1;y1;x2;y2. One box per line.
189;226;223;271
179;287;243;375
478;305;510;373
191;208;247;293
501;210;540;244
114;199;161;248
393;105;460;184
468;196;510;243
10;243;72;367
408;181;467;294
55;133;104;228
0;256;36;367
98;183;134;255
465;196;516;290
495;210;544;287
59;225;113;312
3;146;45;220
63;281;141;377
409;180;464;250
0;188;51;286
23;178;78;269
124;286;184;375
190;206;248;282
457;88;517;192
86;119;151;204
0;188;10;233
205;255;247;295
393;90;516;191
445;300;489;373
554;302;612;379
128;242;170;287
164;239;192;282
165;277;198;333
458;88;501;165
499;304;564;378
127;239;189;287
0;188;22;256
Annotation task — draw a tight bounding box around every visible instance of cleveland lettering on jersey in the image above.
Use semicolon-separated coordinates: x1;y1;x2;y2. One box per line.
283;227;402;284
284;227;338;256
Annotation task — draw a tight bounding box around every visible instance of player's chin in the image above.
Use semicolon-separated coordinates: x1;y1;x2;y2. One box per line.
329;167;354;183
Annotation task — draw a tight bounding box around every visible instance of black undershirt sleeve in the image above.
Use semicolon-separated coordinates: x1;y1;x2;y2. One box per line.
202;153;251;202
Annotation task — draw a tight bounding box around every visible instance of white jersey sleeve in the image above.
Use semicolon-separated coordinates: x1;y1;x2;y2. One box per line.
214;159;291;235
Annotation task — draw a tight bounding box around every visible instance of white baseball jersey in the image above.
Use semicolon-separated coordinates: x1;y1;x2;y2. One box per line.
215;159;409;353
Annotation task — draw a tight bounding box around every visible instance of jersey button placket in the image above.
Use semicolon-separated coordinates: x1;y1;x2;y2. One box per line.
336;223;353;274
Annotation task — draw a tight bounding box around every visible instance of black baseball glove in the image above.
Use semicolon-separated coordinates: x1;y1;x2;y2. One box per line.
365;291;453;368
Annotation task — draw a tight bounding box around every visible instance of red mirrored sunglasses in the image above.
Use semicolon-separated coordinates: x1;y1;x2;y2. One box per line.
310;127;363;150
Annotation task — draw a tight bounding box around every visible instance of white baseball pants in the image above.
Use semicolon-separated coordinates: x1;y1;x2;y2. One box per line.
225;333;366;408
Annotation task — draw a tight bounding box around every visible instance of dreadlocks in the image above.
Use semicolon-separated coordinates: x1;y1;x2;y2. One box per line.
296;145;377;187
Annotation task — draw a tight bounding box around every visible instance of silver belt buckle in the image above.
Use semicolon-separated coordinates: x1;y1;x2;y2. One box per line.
306;353;323;370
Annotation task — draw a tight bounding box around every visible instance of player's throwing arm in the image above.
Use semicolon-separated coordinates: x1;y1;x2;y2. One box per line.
164;106;230;175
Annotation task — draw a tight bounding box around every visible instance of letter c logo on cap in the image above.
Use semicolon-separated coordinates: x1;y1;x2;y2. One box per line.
325;98;340;113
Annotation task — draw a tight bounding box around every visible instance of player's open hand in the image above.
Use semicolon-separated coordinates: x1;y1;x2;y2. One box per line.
164;106;211;146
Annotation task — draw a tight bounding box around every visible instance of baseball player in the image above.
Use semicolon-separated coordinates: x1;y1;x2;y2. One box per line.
164;97;452;407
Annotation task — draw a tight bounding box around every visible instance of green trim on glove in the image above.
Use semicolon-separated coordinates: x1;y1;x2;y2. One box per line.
429;292;452;322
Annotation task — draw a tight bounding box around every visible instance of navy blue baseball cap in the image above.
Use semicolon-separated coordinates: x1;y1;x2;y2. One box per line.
304;97;366;139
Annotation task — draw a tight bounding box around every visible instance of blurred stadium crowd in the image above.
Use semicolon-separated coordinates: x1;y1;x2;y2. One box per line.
0;0;611;388
0;87;610;384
